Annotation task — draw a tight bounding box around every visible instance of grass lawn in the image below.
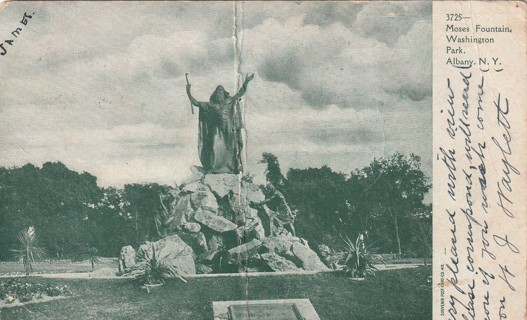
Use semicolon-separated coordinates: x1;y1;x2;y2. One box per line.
0;266;431;320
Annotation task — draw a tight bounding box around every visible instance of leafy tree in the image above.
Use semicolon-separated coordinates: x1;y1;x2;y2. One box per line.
408;204;432;263
260;153;286;188
0;164;41;259
348;153;431;255
0;162;102;259
87;187;137;256
38;162;102;257
285;166;349;246
0;162;178;260
123;183;172;243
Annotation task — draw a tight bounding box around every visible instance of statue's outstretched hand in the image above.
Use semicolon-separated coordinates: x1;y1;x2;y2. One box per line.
246;73;254;82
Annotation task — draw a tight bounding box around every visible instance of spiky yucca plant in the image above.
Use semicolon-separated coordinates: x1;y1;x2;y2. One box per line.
339;234;378;279
87;247;100;271
11;227;45;276
130;246;187;286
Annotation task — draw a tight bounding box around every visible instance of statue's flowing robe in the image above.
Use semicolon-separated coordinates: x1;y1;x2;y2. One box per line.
197;98;243;174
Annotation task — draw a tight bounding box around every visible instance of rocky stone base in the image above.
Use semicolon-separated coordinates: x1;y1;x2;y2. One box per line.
119;167;327;275
225;236;330;272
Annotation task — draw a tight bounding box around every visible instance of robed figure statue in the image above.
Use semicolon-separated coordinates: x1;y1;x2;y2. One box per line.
186;74;254;174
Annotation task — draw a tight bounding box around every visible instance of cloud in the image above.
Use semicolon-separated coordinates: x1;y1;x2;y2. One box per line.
303;2;366;29
0;2;432;187
379;19;433;101
243;99;431;176
300;2;432;46
258;52;304;90
0;117;198;186
352;1;432;46
306;127;384;145
238;2;315;29
242;11;431;110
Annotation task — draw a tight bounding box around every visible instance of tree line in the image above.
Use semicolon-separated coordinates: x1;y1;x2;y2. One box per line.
0;162;170;260
0;152;431;260
260;152;432;257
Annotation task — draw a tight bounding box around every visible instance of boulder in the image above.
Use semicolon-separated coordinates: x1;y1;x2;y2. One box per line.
203;173;241;198
235;217;265;241
291;241;330;271
191;188;219;212
183;222;201;233
260;253;302;272
241;181;265;203
137;235;196;275
178;231;209;254
228;238;262;254
171;195;193;226
228;193;250;224
261;236;296;254
180;166;205;186
118;245;136;273
194;208;237;233
227;239;262;263
228;194;261;221
181;181;203;193
261;236;329;272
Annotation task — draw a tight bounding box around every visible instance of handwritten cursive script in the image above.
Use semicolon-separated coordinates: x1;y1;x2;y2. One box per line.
438;70;521;319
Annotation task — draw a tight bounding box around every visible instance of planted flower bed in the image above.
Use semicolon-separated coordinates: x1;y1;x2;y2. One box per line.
0;279;71;305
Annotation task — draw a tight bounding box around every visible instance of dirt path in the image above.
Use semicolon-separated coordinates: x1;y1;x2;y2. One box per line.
0;263;424;279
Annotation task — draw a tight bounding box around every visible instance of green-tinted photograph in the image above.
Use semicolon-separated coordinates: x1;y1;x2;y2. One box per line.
0;2;432;319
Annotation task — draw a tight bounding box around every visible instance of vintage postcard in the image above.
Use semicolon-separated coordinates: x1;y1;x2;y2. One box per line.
0;1;524;319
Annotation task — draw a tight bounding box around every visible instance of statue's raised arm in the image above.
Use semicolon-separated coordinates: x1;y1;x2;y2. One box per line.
232;73;254;101
186;84;201;108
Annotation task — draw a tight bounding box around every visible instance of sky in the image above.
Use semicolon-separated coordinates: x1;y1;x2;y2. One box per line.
0;1;432;187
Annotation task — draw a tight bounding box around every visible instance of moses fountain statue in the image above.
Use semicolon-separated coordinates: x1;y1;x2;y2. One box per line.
186;73;254;174
117;73;328;277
